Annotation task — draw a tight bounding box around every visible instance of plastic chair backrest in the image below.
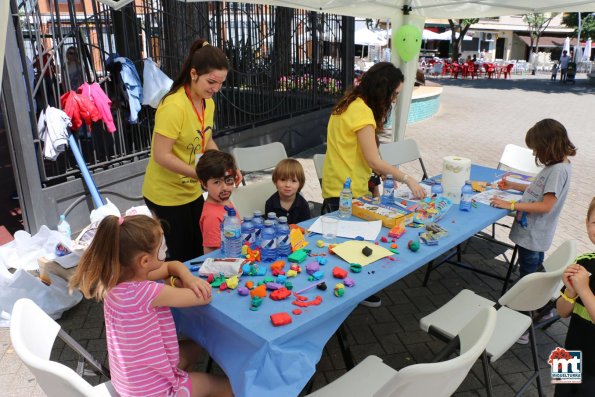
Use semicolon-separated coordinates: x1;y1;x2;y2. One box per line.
232;142;287;174
10;298;104;397
230;180;277;218
374;307;496;397
313;154;325;186
542;240;577;299
497;144;542;176
498;265;566;312
379;139;428;179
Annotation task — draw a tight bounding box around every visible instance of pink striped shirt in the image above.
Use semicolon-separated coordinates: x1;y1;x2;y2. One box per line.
104;281;189;397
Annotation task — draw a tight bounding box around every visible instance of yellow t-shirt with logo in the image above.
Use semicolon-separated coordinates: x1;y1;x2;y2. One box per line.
142;87;215;206
322;97;376;199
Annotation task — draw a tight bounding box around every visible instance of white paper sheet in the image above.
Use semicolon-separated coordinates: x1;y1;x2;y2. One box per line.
472;189;523;206
308;218;382;241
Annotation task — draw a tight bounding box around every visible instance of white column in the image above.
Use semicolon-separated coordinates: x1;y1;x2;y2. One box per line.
390;13;426;142
0;1;10;87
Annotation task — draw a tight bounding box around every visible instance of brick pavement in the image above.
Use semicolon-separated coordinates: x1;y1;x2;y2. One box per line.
2;74;594;396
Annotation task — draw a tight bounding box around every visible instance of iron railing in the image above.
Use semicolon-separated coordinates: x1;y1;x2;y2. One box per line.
12;0;348;186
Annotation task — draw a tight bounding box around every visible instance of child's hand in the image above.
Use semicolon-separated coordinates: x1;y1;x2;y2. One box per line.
408;180;427;200
497;175;513;191
489;197;510;209
234;169;243;187
569;265;591;296
181;275;212;302
562;263;580;295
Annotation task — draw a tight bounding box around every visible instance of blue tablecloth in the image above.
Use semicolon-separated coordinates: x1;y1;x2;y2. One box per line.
172;165;509;397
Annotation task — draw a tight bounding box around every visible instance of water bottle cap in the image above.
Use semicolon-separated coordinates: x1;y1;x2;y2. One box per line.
253;210;262;216
465;180;472;184
386;174;393;179
278;216;287;223
267;212;277;219
243;216;253;221
227;207;237;217
59;214;66;221
264;220;274;226
343;177;352;188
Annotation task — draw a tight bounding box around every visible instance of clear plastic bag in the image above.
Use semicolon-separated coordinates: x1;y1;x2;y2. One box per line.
142;58;173;109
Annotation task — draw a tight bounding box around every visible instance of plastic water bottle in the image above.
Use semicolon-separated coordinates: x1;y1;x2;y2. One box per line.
338;177;352;219
223;207;242;257
459;180;473;211
252;210;264;245
220;211;228;256
57;214;71;239
260;220;277;262
241;216;255;247
276;216;291;257
431;181;444;197
382;174;394;205
267;212;278;231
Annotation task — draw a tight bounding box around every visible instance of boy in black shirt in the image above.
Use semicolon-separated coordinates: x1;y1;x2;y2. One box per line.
265;159;311;224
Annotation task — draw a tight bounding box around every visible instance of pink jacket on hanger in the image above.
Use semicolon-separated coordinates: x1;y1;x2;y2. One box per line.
60;91;101;131
77;82;117;133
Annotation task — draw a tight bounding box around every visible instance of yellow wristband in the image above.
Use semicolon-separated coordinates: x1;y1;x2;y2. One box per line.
560;290;576;304
510;201;516;211
170;276;177;287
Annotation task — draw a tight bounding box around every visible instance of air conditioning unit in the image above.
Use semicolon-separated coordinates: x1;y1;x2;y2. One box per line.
482;32;494;42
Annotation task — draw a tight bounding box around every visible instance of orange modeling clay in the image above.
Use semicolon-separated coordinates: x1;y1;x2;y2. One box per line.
250;284;267;298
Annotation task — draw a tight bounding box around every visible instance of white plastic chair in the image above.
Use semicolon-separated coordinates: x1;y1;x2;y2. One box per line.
313;153;325;187
230;180;277;218
10;298;119;397
419;242;576;397
232;142;287;185
497;144;542;176
306;307;496;397
379;139;429;180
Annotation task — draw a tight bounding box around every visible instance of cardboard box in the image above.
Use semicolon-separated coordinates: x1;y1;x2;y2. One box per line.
352;197;413;228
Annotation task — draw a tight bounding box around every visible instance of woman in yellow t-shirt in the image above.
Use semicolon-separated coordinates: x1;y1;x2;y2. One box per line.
321;62;426;214
143;39;237;262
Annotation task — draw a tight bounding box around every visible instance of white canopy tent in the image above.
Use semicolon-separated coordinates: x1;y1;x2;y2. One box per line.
436;30;473;41
354;27;388;46
4;0;595;138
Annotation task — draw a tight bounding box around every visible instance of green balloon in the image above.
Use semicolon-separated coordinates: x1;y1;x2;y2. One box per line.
394;25;422;62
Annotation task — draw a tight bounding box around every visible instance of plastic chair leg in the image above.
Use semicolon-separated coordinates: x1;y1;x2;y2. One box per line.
500;245;518;296
481;350;493;397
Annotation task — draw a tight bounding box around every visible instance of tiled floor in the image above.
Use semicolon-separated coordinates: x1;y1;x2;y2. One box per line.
2;73;594;396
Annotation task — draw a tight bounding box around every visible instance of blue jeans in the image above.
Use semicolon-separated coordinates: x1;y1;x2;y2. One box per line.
517;245;544;278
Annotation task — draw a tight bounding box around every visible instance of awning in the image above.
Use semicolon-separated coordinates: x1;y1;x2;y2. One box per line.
517;35;595;48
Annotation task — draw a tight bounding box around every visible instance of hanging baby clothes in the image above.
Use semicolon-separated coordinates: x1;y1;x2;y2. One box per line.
142;58;173;109
60;90;101;131
77;82;116;133
113;56;143;124
37;106;71;160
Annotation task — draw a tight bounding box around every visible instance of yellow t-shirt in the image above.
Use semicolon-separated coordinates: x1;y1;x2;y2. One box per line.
322;97;376;199
142;87;215;206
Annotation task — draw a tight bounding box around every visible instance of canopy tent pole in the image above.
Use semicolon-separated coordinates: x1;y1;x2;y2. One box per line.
0;1;9;87
390;7;425;142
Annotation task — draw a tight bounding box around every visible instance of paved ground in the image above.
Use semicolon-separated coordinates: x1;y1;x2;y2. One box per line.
1;73;594;396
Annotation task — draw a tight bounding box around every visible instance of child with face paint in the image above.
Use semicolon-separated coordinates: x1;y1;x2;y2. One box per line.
70;214;232;397
196;149;241;253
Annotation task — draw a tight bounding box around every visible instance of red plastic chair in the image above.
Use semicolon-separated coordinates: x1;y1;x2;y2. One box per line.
465;62;476;79
502;64;514;79
483;63;495;79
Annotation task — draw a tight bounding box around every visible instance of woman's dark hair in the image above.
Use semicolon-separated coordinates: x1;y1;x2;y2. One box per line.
332;62;404;131
525;118;577;166
196;149;237;185
164;38;229;101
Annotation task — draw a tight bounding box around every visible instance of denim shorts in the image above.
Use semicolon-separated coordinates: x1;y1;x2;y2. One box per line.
517;245;544;278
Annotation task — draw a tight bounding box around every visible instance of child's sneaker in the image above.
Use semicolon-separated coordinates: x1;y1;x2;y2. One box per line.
516;332;529;345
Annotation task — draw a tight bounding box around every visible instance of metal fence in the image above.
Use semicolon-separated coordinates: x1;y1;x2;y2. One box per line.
11;0;349;186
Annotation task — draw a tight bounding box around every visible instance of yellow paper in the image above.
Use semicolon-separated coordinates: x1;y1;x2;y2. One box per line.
331;241;393;267
290;228;309;251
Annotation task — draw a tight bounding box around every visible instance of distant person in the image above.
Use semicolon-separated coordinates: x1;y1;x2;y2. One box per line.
560;50;570;82
65;46;84;90
551;62;560;81
480;49;486;60
555;197;595;396
265;159;311;225
472;54;477;63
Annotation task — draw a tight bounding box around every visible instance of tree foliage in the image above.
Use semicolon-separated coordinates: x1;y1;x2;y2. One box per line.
563;12;595;40
523;13;557;54
447;19;479;62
